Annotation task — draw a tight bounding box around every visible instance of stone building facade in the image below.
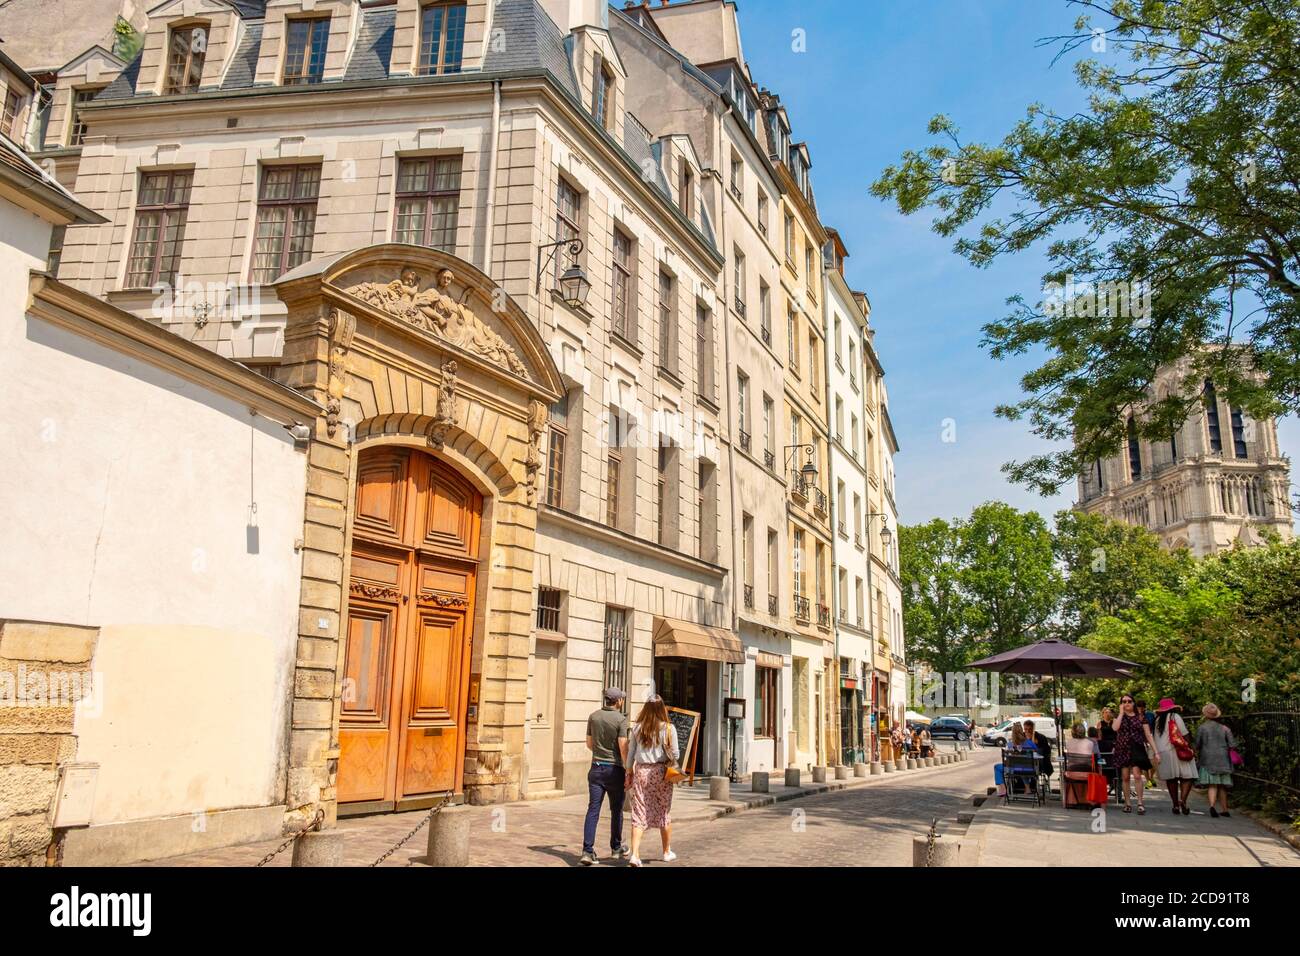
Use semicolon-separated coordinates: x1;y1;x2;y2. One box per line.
0;0;909;862
1075;360;1293;557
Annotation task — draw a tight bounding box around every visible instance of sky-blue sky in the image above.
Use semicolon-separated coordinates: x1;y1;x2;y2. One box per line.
729;0;1300;527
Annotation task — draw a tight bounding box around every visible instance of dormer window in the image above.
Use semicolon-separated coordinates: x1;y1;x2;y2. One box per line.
418;2;467;76
592;56;614;130
165;23;209;94
0;88;20;138
283;18;330;86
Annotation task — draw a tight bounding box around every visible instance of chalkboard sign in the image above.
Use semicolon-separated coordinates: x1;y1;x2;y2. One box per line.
665;706;700;783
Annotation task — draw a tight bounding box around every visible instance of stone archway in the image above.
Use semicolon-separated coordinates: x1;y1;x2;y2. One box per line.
269;244;562;824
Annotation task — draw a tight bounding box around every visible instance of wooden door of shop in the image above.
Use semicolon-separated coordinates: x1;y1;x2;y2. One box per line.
654;657;708;772
338;448;482;813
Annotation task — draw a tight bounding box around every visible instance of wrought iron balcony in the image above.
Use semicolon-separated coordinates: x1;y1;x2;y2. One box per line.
764;449;776;470
811;487;828;515
739;429;751;453
734;297;746;318
817;604;831;628
760;323;771;346
744;584;754;608
790;473;810;501
794;595;811;623
768;593;779;615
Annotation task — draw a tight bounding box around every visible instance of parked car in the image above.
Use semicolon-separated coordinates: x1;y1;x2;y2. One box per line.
981;717;1059;748
928;716;973;741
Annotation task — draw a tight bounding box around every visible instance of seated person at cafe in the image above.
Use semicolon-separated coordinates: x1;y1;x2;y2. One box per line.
1086;726;1102;758
1066;722;1096;764
1024;720;1053;781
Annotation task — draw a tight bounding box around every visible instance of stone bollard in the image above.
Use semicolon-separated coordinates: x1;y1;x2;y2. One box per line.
926;756;936;767
912;834;962;867
870;762;884;775
709;776;730;801
751;771;770;794
785;767;801;787
292;829;344;867
882;761;895;772
812;766;827;783
906;758;918;770
834;765;850;780
425;805;472;867
853;762;869;777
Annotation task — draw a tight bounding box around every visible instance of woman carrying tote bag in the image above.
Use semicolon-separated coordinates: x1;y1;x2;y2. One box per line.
624;695;680;867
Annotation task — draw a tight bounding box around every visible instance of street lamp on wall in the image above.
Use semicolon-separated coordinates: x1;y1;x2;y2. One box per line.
783;443;818;487
536;238;591;309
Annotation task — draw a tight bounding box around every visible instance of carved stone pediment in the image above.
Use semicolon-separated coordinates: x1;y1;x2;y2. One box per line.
343;266;531;380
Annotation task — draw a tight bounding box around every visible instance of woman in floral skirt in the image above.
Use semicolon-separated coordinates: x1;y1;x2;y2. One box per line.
1111;693;1159;814
624;695;679;867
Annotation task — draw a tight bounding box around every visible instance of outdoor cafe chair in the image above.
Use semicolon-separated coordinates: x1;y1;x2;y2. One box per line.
1002;751;1043;806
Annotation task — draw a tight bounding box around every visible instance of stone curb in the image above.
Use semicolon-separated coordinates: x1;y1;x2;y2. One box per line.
681;752;976;823
1240;808;1300;852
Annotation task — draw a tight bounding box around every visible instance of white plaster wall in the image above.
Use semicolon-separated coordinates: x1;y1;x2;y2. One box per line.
0;221;309;823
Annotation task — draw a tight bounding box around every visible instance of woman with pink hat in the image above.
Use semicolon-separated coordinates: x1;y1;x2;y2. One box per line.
1153;698;1198;814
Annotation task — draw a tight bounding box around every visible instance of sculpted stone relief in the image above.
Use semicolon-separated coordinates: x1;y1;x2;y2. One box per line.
344;267;530;380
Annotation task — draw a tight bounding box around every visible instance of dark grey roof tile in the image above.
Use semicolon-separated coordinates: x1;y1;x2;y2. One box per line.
343;6;394;83
221;21;263;90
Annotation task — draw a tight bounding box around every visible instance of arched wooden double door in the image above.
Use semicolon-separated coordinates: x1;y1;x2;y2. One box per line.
338;447;482;812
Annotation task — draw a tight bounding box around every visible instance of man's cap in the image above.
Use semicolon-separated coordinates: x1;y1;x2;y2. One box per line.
604;687;626;701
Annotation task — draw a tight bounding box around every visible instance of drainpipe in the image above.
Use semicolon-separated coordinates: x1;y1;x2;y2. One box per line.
481;80;502;276
710;103;744;777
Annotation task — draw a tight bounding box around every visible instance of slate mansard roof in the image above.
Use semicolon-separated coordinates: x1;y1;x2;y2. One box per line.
90;0;709;247
100;0;578;98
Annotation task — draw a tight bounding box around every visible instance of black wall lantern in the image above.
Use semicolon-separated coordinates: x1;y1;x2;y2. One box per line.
536;238;591;309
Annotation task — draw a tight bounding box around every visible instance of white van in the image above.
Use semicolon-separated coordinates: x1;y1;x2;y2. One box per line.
980;716;1059;748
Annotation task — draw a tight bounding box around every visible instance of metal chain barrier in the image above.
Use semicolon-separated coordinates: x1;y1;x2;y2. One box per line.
924;817;938;867
369;796;450;868
254;808;325;867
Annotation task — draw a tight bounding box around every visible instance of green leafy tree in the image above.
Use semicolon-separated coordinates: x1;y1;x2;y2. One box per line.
871;0;1300;495
1080;540;1300;709
899;519;974;674
959;502;1063;656
1052;508;1190;642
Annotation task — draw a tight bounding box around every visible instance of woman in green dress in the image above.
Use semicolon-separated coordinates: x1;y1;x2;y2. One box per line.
1194;703;1237;818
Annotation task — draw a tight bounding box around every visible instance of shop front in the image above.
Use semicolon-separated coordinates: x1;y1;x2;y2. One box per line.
652;617;744;777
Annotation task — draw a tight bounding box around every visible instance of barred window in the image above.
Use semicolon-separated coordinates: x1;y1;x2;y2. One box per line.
251;165;320;283
602;607;630;692
283;18;330;86
536;587;562;632
0;89;18;138
164;24;208;95
418;2;467;75
125;170;193;288
395;156;461;252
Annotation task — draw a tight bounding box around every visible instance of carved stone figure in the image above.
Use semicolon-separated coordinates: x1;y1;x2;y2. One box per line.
430;359;458;449
345;267;530;379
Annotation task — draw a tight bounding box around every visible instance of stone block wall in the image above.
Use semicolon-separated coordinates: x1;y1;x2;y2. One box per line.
0;620;98;867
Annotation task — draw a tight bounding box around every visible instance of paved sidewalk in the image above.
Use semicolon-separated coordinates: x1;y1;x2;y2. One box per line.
969;784;1300;867
136;753;977;867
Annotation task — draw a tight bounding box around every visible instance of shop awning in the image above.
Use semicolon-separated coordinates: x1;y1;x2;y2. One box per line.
653;616;744;664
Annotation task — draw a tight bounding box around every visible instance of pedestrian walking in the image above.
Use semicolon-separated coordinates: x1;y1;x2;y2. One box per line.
624;695;679;867
1152;698;1197;815
1111;693;1158;814
1195;703;1237;819
580;687;629;866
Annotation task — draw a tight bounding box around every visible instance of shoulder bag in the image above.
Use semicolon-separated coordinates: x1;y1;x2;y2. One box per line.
662;726;686;784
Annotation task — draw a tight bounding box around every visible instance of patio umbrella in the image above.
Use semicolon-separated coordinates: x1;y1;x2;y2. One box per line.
904;711;931;724
970;639;1139;797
